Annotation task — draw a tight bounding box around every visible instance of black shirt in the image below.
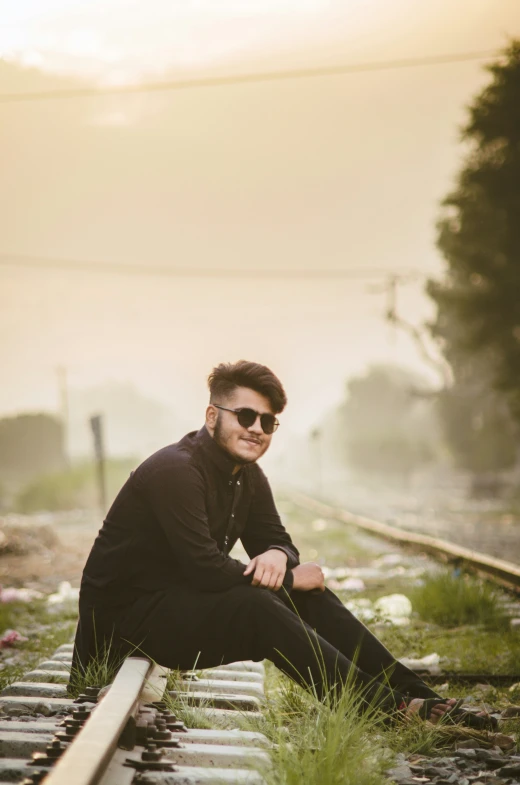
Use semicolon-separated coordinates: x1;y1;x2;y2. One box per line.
81;425;299;604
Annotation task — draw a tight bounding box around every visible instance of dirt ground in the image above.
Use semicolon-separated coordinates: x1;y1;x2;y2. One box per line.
0;512;100;593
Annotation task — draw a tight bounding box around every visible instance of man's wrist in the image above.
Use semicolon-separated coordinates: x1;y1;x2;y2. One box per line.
282;567;294;590
267;546;289;563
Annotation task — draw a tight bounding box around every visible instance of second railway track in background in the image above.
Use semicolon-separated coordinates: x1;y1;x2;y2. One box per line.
290;492;520;595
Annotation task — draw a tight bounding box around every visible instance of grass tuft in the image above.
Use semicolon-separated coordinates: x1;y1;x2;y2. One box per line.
67;632;127;699
240;664;393;785
0;599;77;692
409;571;509;629
163;673;214;729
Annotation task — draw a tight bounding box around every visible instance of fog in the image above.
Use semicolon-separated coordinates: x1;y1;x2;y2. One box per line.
1;0;519;487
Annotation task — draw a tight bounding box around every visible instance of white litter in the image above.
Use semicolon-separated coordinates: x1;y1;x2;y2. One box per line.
346;594;413;627
311;519;328;532
327;577;366;592
47;581;80;605
0;586;44;603
374;593;412;617
373;593;412;626
372;554;403;568
399;652;441;675
323;566;382;580
345;598;375;622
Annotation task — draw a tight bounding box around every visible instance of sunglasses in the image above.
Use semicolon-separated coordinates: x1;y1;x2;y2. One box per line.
213;404;279;435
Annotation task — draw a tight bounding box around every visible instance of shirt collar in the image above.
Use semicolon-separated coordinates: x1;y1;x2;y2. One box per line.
196;424;242;478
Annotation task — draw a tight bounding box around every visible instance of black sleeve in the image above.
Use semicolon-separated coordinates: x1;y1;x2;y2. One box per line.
241;468;300;588
138;459;252;592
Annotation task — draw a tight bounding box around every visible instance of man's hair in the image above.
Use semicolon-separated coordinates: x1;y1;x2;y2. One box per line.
208;360;287;414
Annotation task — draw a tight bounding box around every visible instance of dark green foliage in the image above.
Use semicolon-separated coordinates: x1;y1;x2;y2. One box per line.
428;42;520;450
436;385;517;474
338;364;438;478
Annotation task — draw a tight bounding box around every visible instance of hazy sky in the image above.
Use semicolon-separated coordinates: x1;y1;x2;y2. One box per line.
1;1;519;457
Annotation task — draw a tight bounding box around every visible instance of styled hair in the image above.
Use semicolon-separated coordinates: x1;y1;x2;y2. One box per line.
208;360;287;414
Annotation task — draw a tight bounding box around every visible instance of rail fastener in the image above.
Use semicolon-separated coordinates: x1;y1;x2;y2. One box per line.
41;656;153;785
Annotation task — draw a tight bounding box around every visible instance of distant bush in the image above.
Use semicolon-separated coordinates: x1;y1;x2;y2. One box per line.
409;571;508;630
0;413;66;483
13;458;136;514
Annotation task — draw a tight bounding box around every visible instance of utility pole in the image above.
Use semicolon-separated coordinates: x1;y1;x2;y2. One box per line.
310;427;323;498
369;275;452;387
89;414;107;513
56;365;70;467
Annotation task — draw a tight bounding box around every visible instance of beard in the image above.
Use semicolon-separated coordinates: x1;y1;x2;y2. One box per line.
213;414;258;465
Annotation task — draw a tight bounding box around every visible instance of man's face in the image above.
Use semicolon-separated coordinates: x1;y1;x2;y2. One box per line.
206;387;275;466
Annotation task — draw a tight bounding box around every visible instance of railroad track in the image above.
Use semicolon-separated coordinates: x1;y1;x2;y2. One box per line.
291;492;520;594
0;644;270;785
3;497;520;785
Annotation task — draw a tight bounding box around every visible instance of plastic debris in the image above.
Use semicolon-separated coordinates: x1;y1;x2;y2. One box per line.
327;577;366;592
345;598;375;622
311;519;328;532
372;553;403;568
0;586;44;603
47;581;80;605
399;652;441;674
323;566;382;580
374;593;412;626
0;629;28;648
345;593;413;626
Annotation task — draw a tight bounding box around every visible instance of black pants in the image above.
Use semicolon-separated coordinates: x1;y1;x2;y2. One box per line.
73;584;440;713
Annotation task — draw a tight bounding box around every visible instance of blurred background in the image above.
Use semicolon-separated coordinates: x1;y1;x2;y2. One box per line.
1;1;520;554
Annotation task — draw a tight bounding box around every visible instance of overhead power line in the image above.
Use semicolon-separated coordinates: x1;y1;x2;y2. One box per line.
0;252;425;281
0;48;500;104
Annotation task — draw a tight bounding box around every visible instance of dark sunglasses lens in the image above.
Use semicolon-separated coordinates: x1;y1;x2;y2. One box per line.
260;414;277;434
236;408;257;429
236;409;277;434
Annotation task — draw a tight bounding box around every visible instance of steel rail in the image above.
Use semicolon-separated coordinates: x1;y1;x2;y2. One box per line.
43;657;152;785
291;492;520;593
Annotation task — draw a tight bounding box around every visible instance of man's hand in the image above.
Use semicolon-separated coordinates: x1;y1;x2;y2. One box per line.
243;549;288;591
291;562;325;592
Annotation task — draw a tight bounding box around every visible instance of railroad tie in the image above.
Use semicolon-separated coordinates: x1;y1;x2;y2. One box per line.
0;644;271;784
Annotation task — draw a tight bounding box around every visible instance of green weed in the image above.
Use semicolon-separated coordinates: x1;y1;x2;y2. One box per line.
408;571;508;629
0;600;76;692
385;712;491;756
13;458;136;513
67;624;128;698
241;664;392;785
163;669;215;729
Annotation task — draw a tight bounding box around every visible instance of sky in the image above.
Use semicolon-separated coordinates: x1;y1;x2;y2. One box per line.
1;0;519;461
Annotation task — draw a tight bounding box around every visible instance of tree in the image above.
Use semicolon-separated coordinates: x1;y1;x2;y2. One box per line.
0;413;66;484
338;365;438;480
428;42;520;425
435;381;517;479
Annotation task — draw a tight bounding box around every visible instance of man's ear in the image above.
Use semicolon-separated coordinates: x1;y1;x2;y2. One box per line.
206;404;218;433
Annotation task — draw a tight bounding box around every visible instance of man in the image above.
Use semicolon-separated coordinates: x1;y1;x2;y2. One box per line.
72;360;492;727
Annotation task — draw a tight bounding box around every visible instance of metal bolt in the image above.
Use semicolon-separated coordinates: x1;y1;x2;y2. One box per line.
166;719;187;732
71;706;91;721
65;719;83;731
158;709;178;721
21;774;48;785
141;744;163;762
152;727;172;741
47;740;66;758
